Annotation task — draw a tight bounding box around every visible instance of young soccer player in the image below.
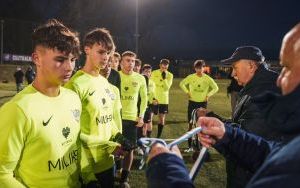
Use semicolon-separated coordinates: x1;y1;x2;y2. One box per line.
119;51;148;187
0;19;82;187
151;59;173;138
179;59;219;152
65;28;131;188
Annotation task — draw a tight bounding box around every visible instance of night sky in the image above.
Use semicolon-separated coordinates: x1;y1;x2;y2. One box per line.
1;0;300;61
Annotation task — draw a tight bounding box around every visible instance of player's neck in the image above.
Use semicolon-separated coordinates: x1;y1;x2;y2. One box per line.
196;72;203;77
32;78;60;97
121;69;133;75
82;63;100;77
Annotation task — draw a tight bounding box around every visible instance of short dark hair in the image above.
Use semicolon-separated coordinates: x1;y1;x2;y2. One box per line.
194;60;205;68
142;64;152;71
83;28;115;52
113;52;121;60
121;51;136;60
32;19;80;58
135;59;142;66
160;58;170;65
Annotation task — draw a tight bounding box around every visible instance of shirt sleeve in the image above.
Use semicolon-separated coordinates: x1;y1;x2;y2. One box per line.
162;73;173;91
113;88;122;133
179;75;190;94
149;80;157;102
0;102;29;188
139;76;148;118
206;76;219;97
146;153;195;188
214;124;278;173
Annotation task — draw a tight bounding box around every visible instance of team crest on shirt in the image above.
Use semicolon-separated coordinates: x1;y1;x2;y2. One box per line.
132;82;138;87
62;127;70;139
124;86;129;91
102;98;106;105
71;109;80;123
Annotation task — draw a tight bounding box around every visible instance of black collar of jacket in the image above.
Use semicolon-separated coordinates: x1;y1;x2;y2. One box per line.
239;64;279;97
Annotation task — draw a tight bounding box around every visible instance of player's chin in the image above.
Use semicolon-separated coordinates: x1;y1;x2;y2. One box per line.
62;75;72;83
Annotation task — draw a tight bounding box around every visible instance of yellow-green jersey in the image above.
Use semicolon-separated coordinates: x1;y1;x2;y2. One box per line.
0;85;81;188
65;70;120;181
151;69;173;104
119;71;147;121
109;84;122;132
179;73;219;102
148;78;157;104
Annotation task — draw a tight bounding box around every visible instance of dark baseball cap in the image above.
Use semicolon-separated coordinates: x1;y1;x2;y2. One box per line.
221;46;265;65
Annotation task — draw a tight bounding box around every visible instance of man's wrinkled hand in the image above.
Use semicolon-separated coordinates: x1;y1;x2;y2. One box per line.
197;117;225;148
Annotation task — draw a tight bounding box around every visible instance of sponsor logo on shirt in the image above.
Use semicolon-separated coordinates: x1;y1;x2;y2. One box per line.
132;82;138;87
121;95;134;100
43;115;53;126
48;149;78;171
96;114;113;124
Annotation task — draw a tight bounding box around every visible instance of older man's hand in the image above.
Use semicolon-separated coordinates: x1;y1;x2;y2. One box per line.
198;117;226;148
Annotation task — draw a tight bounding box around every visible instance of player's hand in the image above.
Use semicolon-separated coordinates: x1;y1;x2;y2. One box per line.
112;145;127;156
161;71;166;79
136;117;144;127
152;99;158;105
197;117;225;148
196;107;208;117
113;133;136;151
147;143;182;163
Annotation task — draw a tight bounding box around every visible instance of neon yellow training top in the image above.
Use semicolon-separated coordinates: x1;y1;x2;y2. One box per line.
179;73;219;102
109;84;122;132
65;70;120;183
119;71;147;121
151;69;173;104
0;85;81;188
148;78;157;104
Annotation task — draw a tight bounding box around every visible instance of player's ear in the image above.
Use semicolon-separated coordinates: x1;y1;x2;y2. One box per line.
31;52;40;67
84;46;90;55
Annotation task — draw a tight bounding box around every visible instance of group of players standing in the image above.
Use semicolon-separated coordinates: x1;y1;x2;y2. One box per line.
0;19;219;188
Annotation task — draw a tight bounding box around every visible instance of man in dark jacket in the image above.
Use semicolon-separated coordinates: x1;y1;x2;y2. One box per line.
145;22;300;188
25;66;36;84
14;67;24;92
210;46;282;187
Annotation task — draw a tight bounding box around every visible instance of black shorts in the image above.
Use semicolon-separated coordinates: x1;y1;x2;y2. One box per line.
122;120;137;144
152;104;169;115
143;106;153;123
187;100;207;122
